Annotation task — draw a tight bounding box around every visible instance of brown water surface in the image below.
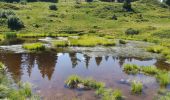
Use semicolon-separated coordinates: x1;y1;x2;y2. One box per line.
0;52;169;100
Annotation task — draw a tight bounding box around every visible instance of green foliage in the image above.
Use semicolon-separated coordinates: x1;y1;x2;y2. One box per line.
65;75;105;89
131;81;143;94
123;0;132;11
7;16;24;30
0;62;5;71
3;32;17;40
156;72;170;87
69;35;115;47
22;43;45;51
65;75;82;88
125;28;139;35
49;4;58;10
123;64;139;74
96;88;123;100
52;40;68;47
0;9;15;18
147;45;164;53
141;66;158;75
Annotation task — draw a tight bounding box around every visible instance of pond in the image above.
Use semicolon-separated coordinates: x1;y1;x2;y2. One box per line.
0;52;169;100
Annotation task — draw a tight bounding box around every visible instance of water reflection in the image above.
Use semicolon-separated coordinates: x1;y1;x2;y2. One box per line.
0;53;167;83
0;52;169;99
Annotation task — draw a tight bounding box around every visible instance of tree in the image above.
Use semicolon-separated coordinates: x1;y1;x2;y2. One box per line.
165;0;170;5
123;0;132;11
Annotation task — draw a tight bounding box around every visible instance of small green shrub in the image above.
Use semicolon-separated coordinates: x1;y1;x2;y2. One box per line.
125;28;139;35
49;4;58;10
7;16;24;30
22;43;45;51
131;81;143;94
123;64;139;74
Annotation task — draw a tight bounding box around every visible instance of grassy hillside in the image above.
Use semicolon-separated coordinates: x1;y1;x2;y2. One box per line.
0;1;170;60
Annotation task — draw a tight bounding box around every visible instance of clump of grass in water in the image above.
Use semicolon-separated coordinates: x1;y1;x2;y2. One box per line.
131;81;143;94
65;75;105;90
69;35;115;47
156;72;170;87
123;64;139;74
96;88;124;100
22;43;45;51
141;66;158;75
52;40;68;47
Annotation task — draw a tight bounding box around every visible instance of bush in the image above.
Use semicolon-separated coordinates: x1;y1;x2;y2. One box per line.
125;28;139;35
0;9;15;18
7;16;24;30
123;0;132;11
49;4;58;10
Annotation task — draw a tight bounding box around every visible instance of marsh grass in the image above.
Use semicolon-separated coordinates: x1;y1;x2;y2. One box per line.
22;43;45;51
123;64;139;74
131;81;143;94
52;40;68;47
141;66;158;75
65;75;105;89
96;88;123;100
147;45;164;54
69;35;115;47
156;72;170;87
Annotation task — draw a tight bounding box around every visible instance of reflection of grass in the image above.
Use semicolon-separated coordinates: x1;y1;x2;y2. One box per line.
69;35;115;47
131;81;143;94
23;43;45;51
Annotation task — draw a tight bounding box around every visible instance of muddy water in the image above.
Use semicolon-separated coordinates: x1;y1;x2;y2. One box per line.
0;52;169;100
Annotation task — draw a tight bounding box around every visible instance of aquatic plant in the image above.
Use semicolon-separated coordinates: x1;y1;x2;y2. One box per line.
141;66;158;75
65;75;105;90
123;64;139;74
22;43;45;51
156;72;170;87
52;40;68;47
65;75;82;88
96;88;123;100
69;35;115;47
131;81;143;94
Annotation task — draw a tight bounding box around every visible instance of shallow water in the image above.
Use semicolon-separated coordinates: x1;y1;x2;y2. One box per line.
0;52;169;100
